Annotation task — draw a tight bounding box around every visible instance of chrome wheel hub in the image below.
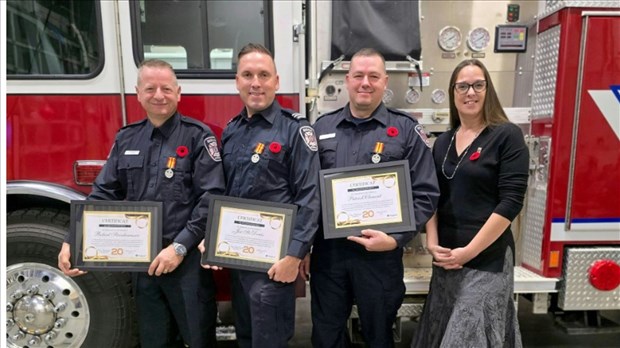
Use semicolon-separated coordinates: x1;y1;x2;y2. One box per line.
6;263;90;348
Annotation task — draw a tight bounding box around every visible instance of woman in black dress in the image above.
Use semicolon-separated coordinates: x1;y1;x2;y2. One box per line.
412;59;529;348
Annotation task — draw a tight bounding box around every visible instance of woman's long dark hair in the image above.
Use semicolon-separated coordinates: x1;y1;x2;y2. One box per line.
448;59;509;129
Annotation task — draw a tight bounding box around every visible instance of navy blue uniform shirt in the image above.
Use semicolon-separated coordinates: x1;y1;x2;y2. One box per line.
81;112;226;250
222;100;321;258
313;103;439;247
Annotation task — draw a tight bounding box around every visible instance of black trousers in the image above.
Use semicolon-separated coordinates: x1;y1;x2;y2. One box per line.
231;269;296;348
310;244;405;348
134;249;217;348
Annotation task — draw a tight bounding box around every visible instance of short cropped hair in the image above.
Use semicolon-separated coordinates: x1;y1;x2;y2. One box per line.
137;59;177;86
350;48;386;72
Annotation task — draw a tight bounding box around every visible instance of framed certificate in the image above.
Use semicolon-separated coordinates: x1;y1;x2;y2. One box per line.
70;200;163;271
319;160;415;239
202;195;296;272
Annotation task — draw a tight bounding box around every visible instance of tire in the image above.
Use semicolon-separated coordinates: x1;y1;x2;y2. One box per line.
6;208;137;348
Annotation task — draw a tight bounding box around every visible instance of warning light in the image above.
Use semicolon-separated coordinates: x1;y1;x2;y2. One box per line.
589;260;620;291
549;250;560;268
507;4;520;23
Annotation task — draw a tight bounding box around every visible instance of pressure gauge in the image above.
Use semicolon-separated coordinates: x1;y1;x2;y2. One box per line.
437;26;462;52
467;27;491;52
383;88;394;105
431;89;447;104
405;89;421;105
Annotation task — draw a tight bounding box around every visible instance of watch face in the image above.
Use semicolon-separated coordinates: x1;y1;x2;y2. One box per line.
174;243;187;255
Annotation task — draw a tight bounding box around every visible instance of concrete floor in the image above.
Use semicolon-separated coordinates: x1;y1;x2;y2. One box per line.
220;286;620;348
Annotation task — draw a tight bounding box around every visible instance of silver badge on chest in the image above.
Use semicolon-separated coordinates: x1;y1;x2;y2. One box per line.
164;168;174;178
371;153;381;164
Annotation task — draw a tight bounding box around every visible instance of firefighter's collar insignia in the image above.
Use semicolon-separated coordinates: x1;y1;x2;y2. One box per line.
299;126;318;151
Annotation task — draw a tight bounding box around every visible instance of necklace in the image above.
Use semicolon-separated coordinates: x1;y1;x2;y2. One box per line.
441;126;484;180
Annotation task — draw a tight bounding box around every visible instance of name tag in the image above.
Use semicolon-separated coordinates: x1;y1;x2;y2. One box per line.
124;150;140;155
319;133;336;140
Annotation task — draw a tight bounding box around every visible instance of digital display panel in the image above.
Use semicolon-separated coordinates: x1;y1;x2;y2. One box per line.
494;25;528;53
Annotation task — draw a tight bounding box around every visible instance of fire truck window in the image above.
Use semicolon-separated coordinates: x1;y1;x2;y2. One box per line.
134;0;269;72
6;0;102;76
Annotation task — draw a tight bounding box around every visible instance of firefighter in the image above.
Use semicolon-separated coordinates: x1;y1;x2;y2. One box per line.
58;59;225;348
310;48;440;348
200;43;321;348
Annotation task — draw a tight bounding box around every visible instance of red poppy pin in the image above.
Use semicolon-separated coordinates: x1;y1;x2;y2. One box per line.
269;142;282;154
176;145;189;158
387;127;399;137
470;147;482;161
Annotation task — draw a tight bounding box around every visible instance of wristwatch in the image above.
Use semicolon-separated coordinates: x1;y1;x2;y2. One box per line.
172;242;187;257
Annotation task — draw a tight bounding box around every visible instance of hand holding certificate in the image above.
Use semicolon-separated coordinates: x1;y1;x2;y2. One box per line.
202;196;296;272
319;160;416;239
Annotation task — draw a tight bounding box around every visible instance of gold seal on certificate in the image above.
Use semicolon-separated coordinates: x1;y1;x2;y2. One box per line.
70;201;163;271
202;196;297;272
319;160;416;239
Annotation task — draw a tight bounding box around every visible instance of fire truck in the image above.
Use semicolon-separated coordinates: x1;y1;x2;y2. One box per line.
5;0;619;347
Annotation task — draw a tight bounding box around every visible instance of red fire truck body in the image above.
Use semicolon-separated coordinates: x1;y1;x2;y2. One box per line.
521;5;620;312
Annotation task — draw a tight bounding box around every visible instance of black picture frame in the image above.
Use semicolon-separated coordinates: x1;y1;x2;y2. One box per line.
70;200;163;272
319;160;416;239
202;195;296;272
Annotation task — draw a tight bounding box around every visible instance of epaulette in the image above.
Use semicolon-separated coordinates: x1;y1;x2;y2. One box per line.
120;118;147;130
227;114;242;125
180;115;210;130
281;108;306;121
387;107;417;120
321;106;345;117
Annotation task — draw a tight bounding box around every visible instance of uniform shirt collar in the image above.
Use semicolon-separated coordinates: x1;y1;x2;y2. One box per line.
148;112;180;139
239;100;280;125
341;102;389;127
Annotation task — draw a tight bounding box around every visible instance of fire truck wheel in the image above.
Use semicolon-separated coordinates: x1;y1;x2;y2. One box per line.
6;208;137;348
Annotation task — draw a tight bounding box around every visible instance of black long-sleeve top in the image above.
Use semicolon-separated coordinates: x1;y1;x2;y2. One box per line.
433;122;529;272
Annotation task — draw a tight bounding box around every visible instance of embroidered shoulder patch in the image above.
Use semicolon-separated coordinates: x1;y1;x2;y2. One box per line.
204;136;222;162
415;124;431;148
299;126;318;151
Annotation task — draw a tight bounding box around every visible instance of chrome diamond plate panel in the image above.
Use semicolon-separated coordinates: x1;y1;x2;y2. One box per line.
559;247;620;310
522;179;547;270
541;0;620;18
531;25;561;119
514;266;558;293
